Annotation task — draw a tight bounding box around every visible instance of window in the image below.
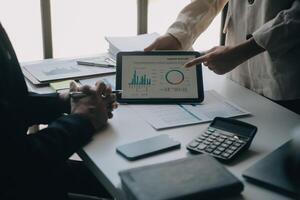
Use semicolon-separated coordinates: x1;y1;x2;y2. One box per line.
148;0;191;35
51;0;137;58
0;0;221;62
0;0;43;62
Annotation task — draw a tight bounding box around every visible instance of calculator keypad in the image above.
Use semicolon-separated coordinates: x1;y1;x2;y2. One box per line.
187;127;248;161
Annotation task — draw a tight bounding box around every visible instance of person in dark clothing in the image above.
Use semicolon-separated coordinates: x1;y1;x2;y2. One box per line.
0;22;117;200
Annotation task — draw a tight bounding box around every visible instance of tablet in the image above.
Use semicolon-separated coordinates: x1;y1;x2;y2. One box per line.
116;51;204;104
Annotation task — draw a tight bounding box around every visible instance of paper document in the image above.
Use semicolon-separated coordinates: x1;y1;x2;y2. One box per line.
105;32;159;57
24;59;115;83
130;90;250;130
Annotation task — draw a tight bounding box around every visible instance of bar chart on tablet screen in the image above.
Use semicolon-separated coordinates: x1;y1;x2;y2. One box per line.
122;55;198;99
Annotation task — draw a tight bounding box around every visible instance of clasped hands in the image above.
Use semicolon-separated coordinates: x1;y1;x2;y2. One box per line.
60;81;118;131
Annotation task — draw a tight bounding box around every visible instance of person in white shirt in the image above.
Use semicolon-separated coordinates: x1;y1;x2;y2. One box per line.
146;0;300;114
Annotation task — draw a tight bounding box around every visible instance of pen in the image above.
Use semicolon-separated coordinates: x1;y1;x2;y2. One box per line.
70;90;123;98
77;61;115;68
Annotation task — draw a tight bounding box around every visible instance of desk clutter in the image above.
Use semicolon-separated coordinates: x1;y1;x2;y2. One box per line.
22;33;159;86
116;117;257;199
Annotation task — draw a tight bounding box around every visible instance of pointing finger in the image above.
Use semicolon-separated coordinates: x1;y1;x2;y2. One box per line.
184;56;209;68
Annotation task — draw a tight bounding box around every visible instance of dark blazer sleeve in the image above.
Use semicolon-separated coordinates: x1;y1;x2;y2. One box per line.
27;114;95;165
25;92;71;126
1;103;95;171
0;104;95;198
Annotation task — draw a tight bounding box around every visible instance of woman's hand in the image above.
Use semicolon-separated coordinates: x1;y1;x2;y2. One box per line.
184;38;265;75
144;33;182;51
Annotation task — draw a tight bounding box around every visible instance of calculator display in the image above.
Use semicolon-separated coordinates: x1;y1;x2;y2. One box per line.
211;119;254;137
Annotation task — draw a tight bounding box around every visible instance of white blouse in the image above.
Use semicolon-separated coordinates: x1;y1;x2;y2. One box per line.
167;0;300;100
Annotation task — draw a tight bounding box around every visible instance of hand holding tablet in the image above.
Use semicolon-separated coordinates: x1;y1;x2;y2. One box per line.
116;51;204;104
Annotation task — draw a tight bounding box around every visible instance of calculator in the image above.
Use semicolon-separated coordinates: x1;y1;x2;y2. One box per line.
187;117;257;161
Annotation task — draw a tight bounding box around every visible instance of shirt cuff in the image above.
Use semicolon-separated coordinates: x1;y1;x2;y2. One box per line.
252;20;279;59
167;23;194;50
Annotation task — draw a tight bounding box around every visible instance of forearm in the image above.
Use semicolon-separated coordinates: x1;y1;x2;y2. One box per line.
1;106;94;184
232;38;265;63
26;93;71;125
27;114;95;167
167;0;228;49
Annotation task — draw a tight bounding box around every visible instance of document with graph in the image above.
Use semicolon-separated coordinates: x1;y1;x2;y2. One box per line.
23;59;115;83
130;90;250;130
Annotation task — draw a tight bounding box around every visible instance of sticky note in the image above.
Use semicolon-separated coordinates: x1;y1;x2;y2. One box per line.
50;80;73;91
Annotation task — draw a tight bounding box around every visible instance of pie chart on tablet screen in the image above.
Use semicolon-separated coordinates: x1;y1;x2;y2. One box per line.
165;70;184;85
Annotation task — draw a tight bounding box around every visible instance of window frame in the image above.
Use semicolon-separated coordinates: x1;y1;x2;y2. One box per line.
40;0;149;59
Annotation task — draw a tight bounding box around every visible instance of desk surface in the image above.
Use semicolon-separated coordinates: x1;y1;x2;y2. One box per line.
76;67;300;200
26;59;299;199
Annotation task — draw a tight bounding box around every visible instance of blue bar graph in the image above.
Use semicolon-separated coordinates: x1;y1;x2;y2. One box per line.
129;70;152;87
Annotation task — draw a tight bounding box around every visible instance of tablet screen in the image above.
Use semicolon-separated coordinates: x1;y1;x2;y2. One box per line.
121;55;198;99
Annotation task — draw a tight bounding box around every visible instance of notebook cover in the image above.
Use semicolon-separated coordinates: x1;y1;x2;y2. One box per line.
242;141;297;197
119;155;243;200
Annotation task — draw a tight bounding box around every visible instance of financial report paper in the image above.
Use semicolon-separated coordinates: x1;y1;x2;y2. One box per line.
130;90;250;130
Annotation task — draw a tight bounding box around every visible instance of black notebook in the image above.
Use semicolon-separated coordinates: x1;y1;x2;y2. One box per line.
119;155;244;200
243;141;297;197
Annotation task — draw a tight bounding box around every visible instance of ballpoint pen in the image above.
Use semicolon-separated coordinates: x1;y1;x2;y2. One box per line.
69;90;123;98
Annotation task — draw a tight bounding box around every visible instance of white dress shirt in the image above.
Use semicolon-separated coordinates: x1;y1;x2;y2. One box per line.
167;0;300;100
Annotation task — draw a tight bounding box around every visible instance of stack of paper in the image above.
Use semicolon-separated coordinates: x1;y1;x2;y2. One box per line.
105;32;160;58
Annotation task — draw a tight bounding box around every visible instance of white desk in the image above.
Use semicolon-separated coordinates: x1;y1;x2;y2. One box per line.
76;67;300;200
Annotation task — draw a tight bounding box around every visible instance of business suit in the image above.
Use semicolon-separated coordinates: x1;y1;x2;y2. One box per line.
0;23;95;200
167;0;300;101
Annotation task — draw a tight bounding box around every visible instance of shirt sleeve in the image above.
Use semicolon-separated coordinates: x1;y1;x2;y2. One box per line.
27;114;95;166
25;92;71;126
252;0;300;59
167;0;229;50
0;105;95;196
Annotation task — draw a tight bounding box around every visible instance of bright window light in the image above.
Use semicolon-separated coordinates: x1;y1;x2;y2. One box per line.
51;0;137;58
0;0;43;62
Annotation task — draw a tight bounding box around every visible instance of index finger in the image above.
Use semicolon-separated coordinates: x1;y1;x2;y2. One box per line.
95;81;107;97
184;56;208;68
